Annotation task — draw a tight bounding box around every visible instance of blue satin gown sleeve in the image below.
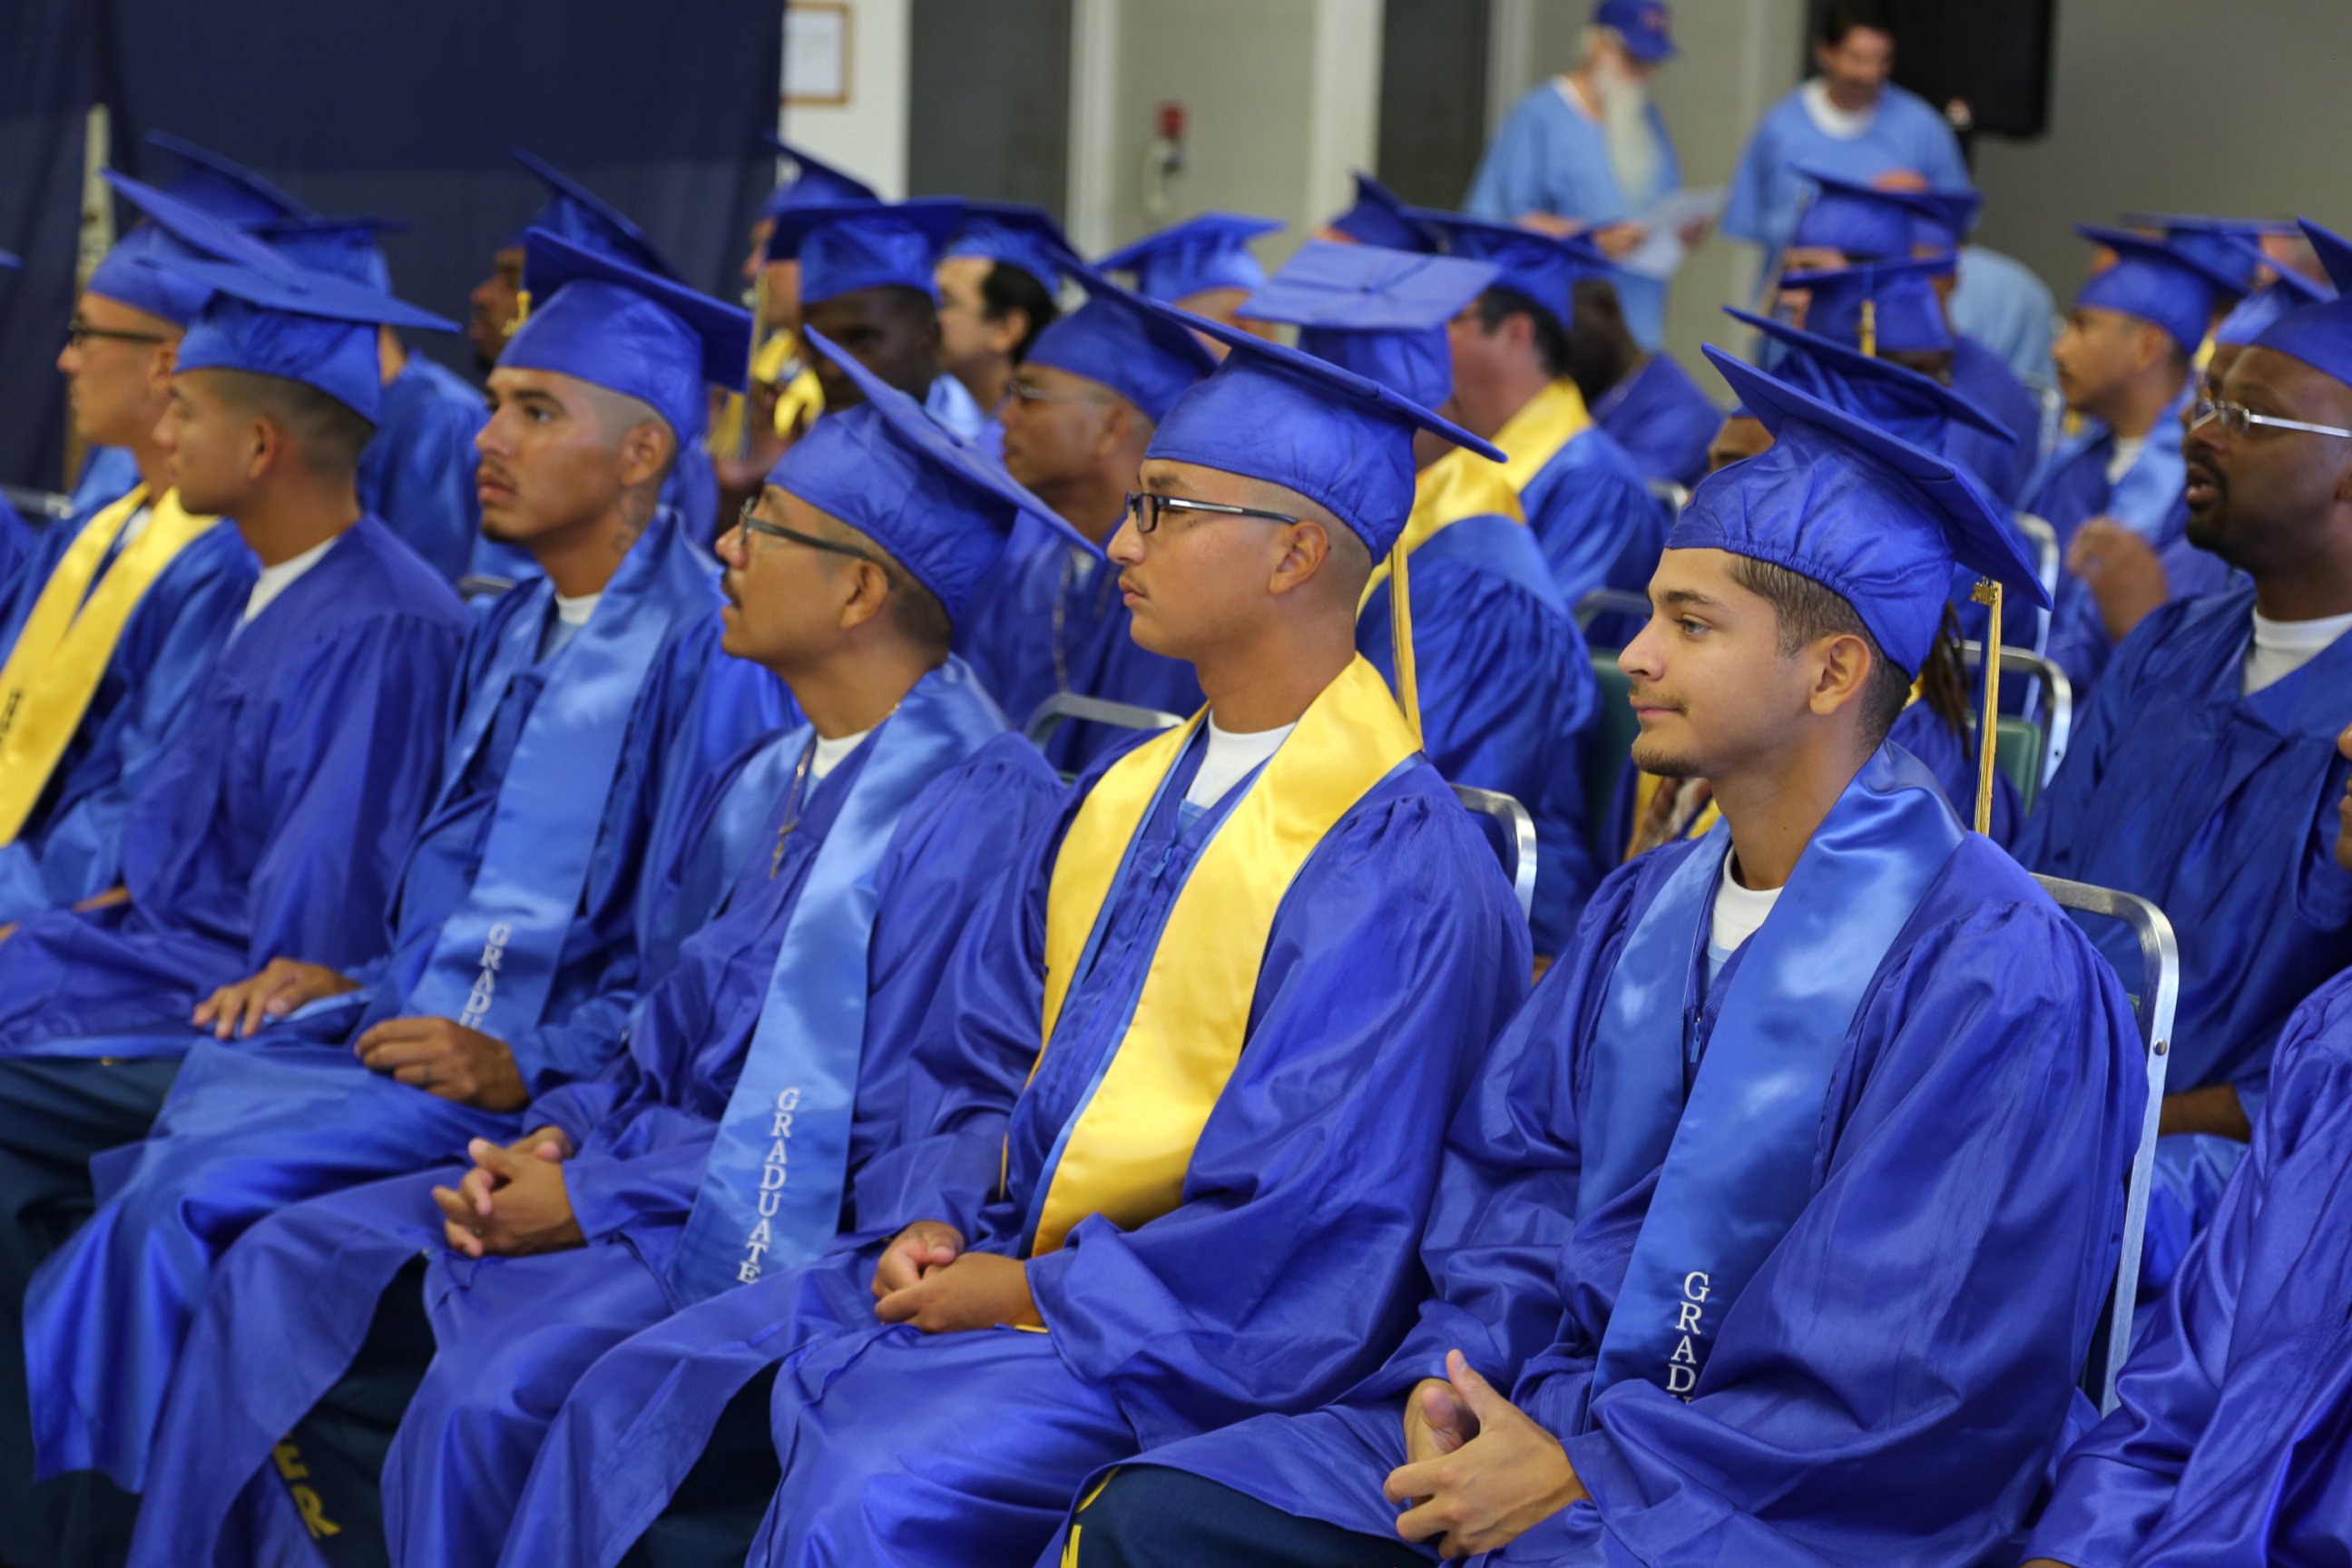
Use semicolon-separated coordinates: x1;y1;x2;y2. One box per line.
1523;430;1669;606
1018;781;1534;1450
0;532;253;919
1525;894;2141;1565
358;358;490;583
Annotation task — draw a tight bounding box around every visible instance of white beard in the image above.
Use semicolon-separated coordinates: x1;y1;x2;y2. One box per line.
1592;63;1662;204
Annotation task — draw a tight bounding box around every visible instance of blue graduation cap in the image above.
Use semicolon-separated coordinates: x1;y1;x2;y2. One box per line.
1781;255;1955;356
145;253;457;423
505;228;752;443
1908;188;1982;253
1725;308;2011;455
765;199;963;306
88;169;296;327
1594;0;1676;60
142;131;310;225
2120;214;2302;297
759;134;880;219
1685;347;2048;675
1326;172;1444;254
1140;299;1504;557
2212;233;2333;348
1239;240;1498;410
1788;168;1944;261
246;215;409;292
2073;224;2242;355
1024;262;1217;422
505;148;676;281
945;202;1073;297
1097;213;1283;302
1401;209;1612;337
2247;219;2352;390
779;328;1095;622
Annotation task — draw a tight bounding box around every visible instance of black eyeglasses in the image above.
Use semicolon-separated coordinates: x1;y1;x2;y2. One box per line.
1123;491;1305;534
65;322;169;350
732;500;879;563
1005;376;1115;407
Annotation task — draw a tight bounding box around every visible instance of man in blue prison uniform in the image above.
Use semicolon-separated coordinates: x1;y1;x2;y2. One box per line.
0;175;263;924
0;230;471;1566
122;333;1083;1568
2015;219;2352;1294
958;265;1213;769
5;234;780;1559
1064;349;2141;1568
1241;240;1602;956
486;286;1534;1568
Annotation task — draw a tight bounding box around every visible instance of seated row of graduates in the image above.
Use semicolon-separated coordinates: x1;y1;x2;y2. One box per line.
0;145;2347;1568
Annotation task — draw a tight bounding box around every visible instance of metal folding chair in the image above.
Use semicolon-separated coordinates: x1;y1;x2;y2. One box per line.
1573;588;1651;640
1959;641;2073;813
2034;875;2180;1413
2;484;74;524
456;573;520;602
1645;479;1690;518
2013;513;2061;658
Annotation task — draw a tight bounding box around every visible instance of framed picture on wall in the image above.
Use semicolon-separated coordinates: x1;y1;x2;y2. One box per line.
785;2;852;105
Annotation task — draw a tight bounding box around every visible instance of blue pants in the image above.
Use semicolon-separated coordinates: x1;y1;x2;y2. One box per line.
1070;1467;1426;1568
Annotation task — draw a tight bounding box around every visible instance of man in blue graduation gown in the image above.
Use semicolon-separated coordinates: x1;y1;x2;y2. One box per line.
248;213;493;584
768;198;999;450
2031;226;2243;692
466;149;719;567
1465;1;1685;351
490;295;1535;1568
1404;211;1666;607
1242;240;1602;956
1063;348;2142;1568
2015;222;2352;1282
8;230;772;1526
0;175;262;921
1096;211;1284;343
1721;1;1968;264
0;240;472;1564
1566;276;1718;492
961;265;1212;767
1774;171;2043;502
936;202;1067;443
122;333;1081;1568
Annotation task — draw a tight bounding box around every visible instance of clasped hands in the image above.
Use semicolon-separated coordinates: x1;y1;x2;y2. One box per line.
433;1127;583;1259
1385;1349;1589;1560
867;1220;1041;1335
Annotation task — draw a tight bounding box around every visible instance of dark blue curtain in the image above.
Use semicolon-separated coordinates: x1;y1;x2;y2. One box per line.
3;0;783;491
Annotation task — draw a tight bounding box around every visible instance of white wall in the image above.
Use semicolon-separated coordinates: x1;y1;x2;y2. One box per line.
779;0;913;199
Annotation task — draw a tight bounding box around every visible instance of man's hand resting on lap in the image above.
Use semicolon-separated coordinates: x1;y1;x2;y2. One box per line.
433;1129;579;1259
192;957;362;1039
871;1225;1039;1335
1385;1349;1589;1560
356;1016;528;1110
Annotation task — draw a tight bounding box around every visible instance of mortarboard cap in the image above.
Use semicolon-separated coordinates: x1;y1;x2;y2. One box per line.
2120;214;2303;297
504;228;751;444
1139;299;1504;556
1782;254;1955;355
1725;308;2011;452
945;202;1074;297
765;199;963;305
88;170;296;327
246;215;409;292
1788;168;1943;261
504;148;676;281
1593;0;1676;60
1401;208;1612;336
2073;224;2241;355
1908;187;1983;253
1683;346;2049;674
142;132;310;226
779;328;1094;622
2245;219;2352;391
2211;233;2333;348
1023;261;1217;422
1326;172;1445;254
1097;213;1283;302
1240;240;1498;410
759;135;881;220
149;253;457;423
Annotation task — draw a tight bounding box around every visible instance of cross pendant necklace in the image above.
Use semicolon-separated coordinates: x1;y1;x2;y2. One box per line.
769;739;818;878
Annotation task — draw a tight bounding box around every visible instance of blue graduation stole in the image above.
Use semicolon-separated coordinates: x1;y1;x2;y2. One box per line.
1581;745;1963;1410
403;513;710;1043
667;662;1006;1304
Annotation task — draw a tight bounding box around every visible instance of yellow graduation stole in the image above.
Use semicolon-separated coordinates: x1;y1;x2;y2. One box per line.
1490;376;1596;491
0;486;221;842
1359;448;1530;746
1023;656;1419;1256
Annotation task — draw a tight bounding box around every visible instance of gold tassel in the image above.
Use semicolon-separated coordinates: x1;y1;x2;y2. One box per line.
1859;297;1877;358
1968;578;2004;836
505;289;532;336
1388;539;1423;747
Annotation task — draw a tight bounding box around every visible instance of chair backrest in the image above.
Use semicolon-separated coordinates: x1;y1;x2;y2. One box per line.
1959;641;2073;812
2;484;74;524
2013;513;2061;657
456;573;519;603
1022;692;1536;914
2033;873;2180;1414
1573;587;1651;638
1583;649;1638;857
1646;478;1690;518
